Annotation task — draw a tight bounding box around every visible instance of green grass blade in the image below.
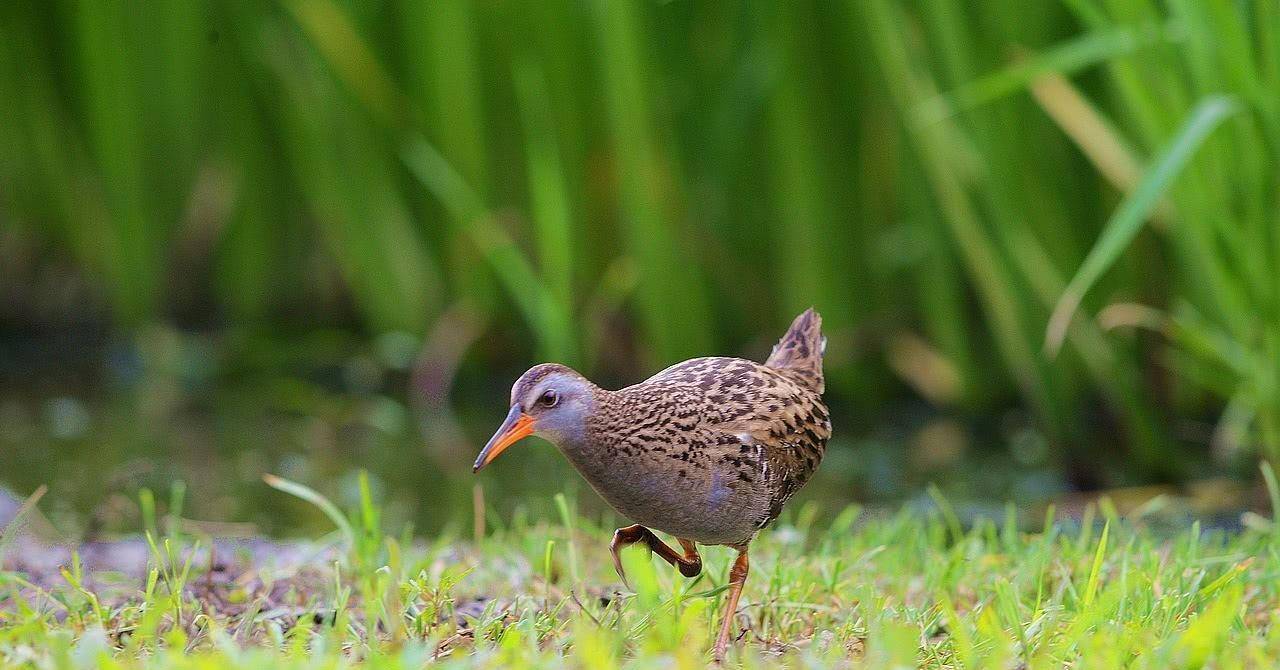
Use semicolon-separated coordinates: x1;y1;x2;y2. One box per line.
920;21;1176;122
263;474;354;549
858;0;1056;422
401;137;574;361
0;485;46;559
1261;461;1280;532
589;0;714;365
281;0;404;128
1083;520;1109;608
513;59;578;363
1045;95;1240;353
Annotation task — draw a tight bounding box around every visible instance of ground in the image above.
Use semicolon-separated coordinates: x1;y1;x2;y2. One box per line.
0;478;1277;669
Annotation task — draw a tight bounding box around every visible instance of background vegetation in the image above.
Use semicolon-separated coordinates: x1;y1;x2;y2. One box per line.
2;0;1279;534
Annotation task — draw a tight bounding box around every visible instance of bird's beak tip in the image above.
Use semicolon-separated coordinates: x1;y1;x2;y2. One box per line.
473;406;535;472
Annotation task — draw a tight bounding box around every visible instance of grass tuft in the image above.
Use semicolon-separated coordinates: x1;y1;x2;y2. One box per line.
2;493;1276;668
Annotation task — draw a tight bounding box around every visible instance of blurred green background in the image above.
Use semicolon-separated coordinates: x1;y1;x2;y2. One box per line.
2;0;1278;537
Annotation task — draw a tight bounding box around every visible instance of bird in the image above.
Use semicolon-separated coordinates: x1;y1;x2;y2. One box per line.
473;308;830;661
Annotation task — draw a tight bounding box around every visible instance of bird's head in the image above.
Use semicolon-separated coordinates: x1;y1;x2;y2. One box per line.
473;363;597;472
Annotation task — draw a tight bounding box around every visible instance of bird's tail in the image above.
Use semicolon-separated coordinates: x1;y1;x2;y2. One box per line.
764;308;826;393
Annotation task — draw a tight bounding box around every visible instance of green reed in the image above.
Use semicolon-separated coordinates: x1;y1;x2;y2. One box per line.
2;0;1278;471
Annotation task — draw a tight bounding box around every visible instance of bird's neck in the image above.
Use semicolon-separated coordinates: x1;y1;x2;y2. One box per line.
553;388;629;475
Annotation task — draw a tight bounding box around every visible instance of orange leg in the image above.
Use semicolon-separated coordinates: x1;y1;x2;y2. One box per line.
610;525;702;586
713;548;749;663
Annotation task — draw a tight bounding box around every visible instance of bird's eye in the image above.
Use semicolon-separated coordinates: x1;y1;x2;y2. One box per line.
538;389;559;408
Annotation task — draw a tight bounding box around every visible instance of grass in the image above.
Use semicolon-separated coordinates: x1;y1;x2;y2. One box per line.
2;475;1278;668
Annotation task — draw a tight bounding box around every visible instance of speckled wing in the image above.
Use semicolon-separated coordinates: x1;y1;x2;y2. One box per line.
728;373;830;529
638;357;831;530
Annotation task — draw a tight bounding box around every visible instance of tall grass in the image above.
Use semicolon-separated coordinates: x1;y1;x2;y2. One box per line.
1;1;1277;473
944;0;1280;462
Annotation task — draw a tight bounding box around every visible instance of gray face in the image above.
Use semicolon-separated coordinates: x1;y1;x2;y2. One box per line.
511;366;595;449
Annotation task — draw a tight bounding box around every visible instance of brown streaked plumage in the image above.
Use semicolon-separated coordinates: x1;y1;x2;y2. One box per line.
474;308;830;661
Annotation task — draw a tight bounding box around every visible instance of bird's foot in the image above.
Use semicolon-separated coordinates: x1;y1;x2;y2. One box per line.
609;527;635;589
610;525;702;587
610;553;633;590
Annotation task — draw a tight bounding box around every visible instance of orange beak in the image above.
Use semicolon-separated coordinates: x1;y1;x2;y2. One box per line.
473;405;535;472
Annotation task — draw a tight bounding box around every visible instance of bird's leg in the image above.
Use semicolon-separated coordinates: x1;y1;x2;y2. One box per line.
713;548;750;663
610;525;703;587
